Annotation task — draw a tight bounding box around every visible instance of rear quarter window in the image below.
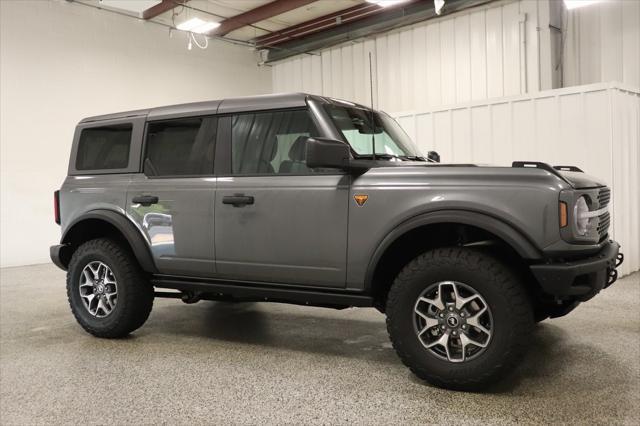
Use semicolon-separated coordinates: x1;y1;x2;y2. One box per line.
75;124;132;170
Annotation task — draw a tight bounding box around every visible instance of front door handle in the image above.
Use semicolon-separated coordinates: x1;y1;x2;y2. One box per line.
222;194;254;207
132;195;159;206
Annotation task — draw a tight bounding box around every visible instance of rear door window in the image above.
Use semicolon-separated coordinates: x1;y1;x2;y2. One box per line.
75;124;132;170
143;117;217;177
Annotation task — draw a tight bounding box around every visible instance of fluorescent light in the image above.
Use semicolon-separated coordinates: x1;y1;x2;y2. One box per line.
176;17;220;34
564;0;601;10
366;0;411;7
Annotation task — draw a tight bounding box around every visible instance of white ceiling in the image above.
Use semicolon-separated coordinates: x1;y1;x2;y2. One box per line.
96;0;162;15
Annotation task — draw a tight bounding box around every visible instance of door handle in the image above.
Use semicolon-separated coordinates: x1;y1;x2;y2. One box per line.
132;195;159;206
222;194;254;207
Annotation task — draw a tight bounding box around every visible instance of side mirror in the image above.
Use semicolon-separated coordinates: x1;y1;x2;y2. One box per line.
305;137;351;169
427;151;440;163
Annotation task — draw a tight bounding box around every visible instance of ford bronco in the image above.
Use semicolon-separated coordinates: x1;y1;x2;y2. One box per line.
51;93;623;390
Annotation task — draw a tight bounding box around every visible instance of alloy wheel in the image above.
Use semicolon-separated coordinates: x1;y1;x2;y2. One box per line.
79;261;118;318
413;281;493;362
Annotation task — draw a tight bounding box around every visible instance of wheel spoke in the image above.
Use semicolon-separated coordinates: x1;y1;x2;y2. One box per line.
89;263;100;279
452;283;481;311
426;332;449;349
418;296;443;311
460;331;488;349
466;306;490;335
81;293;95;304
82;269;94;285
417;317;439;336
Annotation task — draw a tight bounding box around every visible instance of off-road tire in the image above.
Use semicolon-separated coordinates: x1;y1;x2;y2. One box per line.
67;238;154;338
386;247;534;391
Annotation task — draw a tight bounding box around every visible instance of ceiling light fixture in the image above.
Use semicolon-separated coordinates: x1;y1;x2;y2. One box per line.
564;0;602;10
176;17;220;34
365;0;411;8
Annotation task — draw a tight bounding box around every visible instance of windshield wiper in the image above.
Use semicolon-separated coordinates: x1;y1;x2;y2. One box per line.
356;153;407;161
398;155;427;162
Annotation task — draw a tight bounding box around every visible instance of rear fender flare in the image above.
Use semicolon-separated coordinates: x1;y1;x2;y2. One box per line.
62;210;157;273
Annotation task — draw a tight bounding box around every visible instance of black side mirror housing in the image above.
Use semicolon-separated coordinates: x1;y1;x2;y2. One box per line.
305;137;351;169
427;151;440;163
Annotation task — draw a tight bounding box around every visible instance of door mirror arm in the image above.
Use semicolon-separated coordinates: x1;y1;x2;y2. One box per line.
305;137;369;172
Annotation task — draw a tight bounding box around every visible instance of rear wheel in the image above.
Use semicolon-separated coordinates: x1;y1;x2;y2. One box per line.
386;247;533;390
67;238;154;338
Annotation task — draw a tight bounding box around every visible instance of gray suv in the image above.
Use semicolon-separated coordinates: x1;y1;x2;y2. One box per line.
51;93;623;390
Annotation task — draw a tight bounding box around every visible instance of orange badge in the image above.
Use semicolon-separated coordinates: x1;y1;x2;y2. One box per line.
354;194;369;206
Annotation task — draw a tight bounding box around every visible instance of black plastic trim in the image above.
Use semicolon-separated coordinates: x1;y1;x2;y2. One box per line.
512;161;572;185
50;244;71;271
530;240;621;301
365;209;542;289
62;210;158;273
152;275;373;309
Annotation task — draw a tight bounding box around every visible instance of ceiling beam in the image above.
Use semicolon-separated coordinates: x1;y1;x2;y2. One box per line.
254;2;398;48
142;0;189;20
208;0;317;37
263;0;492;63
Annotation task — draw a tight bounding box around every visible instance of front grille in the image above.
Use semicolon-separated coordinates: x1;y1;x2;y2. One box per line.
596;187;611;240
597;211;610;239
598;187;611;208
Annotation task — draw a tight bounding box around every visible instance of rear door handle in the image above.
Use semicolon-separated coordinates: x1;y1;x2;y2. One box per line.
132;195;159;206
222;194;254;207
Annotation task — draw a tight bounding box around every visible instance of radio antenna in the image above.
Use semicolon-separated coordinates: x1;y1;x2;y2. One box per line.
368;52;376;161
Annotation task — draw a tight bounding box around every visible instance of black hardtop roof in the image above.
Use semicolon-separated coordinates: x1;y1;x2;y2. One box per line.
79;93;374;124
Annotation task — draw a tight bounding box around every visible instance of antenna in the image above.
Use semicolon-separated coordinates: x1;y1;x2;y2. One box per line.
368;52;376;161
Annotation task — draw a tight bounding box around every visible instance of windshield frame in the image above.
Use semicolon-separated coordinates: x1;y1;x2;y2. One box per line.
322;102;422;160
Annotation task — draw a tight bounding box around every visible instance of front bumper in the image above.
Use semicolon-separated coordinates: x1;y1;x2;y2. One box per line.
530;240;623;302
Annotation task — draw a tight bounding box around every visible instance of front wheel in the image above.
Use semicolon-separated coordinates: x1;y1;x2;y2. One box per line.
67;238;154;338
386;247;533;391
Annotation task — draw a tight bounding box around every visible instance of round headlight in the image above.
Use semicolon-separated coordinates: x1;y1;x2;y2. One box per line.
574;196;590;235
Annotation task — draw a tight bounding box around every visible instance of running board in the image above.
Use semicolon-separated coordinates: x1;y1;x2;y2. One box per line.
151;276;374;309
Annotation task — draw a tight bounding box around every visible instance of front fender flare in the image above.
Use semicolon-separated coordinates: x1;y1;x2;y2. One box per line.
364;209;542;288
62;210;158;273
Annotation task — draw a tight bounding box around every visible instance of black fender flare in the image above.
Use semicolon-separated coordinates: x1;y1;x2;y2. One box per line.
364;209;542;289
62;210;158;273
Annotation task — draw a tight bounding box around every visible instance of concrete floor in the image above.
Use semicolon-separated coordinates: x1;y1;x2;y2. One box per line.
0;264;638;425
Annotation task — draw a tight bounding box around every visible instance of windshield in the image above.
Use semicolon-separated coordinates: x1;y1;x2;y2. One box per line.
325;104;422;159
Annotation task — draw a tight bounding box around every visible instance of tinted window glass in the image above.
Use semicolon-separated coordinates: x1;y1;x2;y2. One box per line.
76;124;132;170
144;117;217;176
231;110;319;175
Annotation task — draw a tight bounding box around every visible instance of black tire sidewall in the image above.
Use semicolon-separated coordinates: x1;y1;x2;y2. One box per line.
68;244;133;331
388;249;531;386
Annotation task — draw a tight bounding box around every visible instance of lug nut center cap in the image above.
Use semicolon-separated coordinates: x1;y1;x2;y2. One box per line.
447;316;460;327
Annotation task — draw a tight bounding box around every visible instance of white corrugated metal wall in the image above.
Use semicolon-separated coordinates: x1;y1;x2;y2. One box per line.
563;0;640;89
270;0;639;276
392;83;639;276
272;0;554;112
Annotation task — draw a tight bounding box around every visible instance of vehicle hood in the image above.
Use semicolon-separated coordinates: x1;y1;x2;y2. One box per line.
366;161;607;189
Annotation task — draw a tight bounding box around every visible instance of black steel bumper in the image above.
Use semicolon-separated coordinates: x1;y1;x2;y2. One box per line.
50;244;71;271
530;240;623;302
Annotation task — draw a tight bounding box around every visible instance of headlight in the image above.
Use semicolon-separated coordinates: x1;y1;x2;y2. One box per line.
574;196;590;235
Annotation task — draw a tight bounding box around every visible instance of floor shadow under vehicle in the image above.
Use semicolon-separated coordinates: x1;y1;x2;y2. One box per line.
147;301;399;365
146;300;635;400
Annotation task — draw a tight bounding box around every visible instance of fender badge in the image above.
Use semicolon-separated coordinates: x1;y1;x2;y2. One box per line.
354;194;369;206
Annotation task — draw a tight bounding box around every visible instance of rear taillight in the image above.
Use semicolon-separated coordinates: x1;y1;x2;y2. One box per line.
54;190;60;225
